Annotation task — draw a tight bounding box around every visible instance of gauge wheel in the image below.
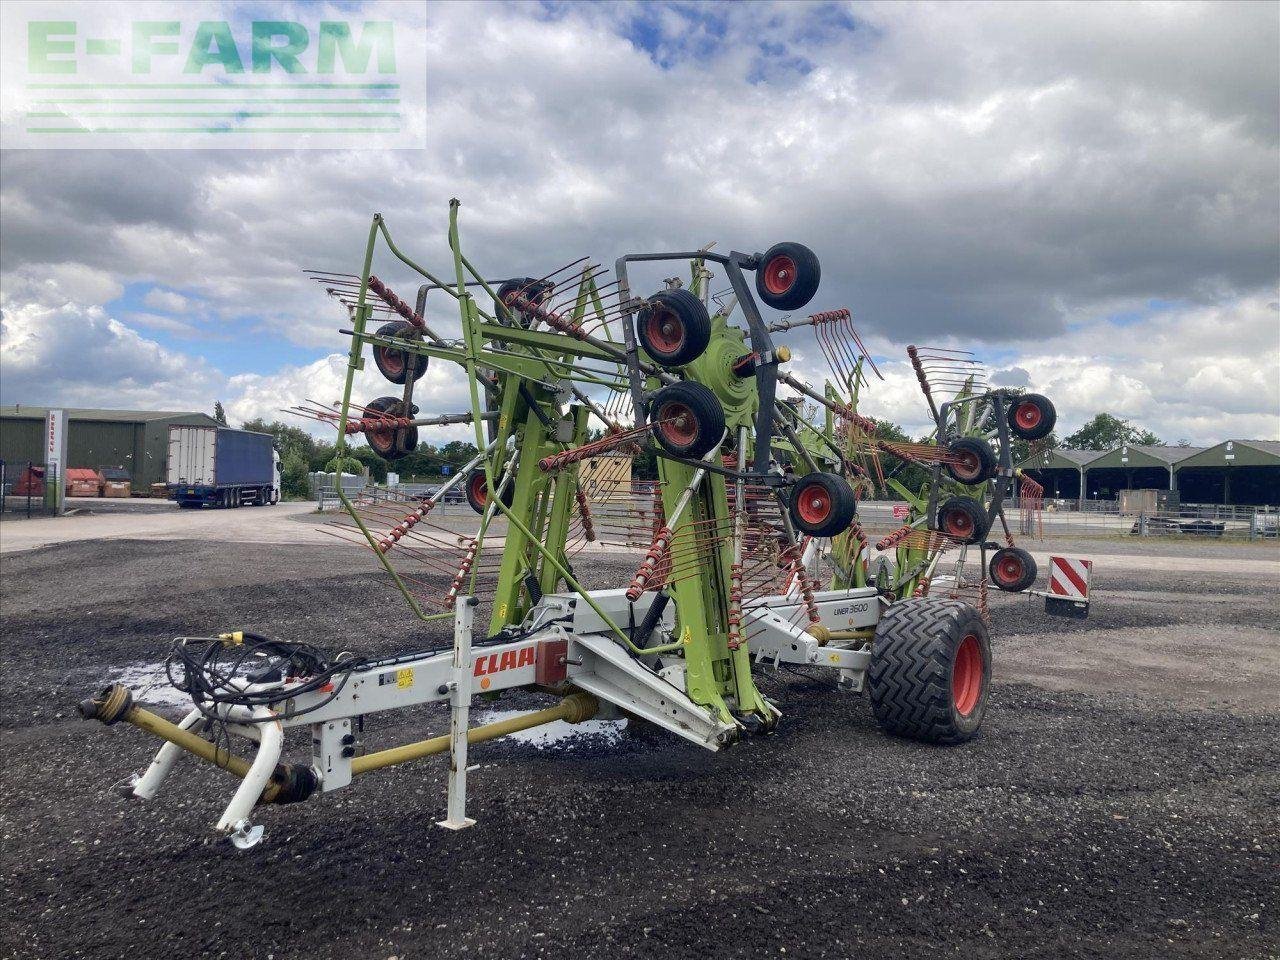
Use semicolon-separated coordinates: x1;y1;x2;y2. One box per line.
650;381;726;459
465;468;515;514
946;436;998;484
787;471;857;537
989;546;1037;592
637;289;713;367
362;396;418;462
1007;393;1056;441
755;242;821;311
372;321;427;384
936;495;987;544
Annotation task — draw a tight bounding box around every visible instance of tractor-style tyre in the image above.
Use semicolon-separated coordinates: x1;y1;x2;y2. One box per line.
637;289;713;368
989;546;1037;592
650;381;726;459
362;396;418;462
787;471;857;537
936;495;987;544
1007;393;1056;441
868;598;991;744
755;242;821;311
945;436;997;485
465;469;514;515
372;321;427;385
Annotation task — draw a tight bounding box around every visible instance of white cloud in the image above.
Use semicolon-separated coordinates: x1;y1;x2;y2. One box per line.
0;0;1276;450
141;288;189;313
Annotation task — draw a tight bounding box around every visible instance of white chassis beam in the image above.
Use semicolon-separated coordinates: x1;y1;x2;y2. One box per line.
124;584;885;846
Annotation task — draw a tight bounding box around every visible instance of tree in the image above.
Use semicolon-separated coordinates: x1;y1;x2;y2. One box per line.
1063;413;1162;450
325;453;366;477
347;446;387;483
213;401;228;425
867;418;931;498
1009;430;1058;469
280;453;311;500
240;418;318;461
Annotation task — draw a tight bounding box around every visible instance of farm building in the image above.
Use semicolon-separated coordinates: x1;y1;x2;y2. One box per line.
1018;440;1280;507
1173;440;1280;506
0;406;221;491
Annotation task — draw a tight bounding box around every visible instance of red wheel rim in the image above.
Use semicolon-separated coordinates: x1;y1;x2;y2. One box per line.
952;634;983;716
367;427;395;454
378;345;405;377
995;554;1023;586
943;508;974;538
657;401;698;446
1014;401;1041;430
953;450;980;482
643;306;685;355
468;473;487;507
762;255;796;295
796;483;832;525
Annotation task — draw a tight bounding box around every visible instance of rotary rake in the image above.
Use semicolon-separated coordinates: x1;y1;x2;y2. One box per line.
80;201;1063;847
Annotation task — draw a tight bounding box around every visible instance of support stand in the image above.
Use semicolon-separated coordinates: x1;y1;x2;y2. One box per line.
437;596;477;830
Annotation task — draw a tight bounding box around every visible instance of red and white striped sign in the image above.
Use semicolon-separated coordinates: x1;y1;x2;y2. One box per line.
1049;556;1092;599
892;504;910;520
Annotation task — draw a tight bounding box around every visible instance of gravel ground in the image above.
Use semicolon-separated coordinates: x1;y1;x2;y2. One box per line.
1;538;1277;960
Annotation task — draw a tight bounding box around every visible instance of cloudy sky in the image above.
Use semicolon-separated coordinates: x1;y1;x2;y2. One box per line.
2;0;1277;446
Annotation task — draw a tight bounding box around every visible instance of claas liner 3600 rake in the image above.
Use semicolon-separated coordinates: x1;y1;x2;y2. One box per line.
80;201;1062;848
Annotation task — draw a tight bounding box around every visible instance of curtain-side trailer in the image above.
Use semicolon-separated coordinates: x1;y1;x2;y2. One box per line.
167;426;281;508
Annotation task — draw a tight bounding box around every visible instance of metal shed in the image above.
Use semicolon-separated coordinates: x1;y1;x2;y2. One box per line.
0;406;221;490
1081;445;1205;500
1016;448;1105;505
1172;440;1280;506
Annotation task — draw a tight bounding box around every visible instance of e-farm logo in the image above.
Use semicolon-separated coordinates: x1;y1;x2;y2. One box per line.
1;3;425;149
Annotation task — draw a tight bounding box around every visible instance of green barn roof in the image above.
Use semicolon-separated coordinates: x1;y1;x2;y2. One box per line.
1017;447;1106;471
1175;440;1280;469
1086;445;1205;470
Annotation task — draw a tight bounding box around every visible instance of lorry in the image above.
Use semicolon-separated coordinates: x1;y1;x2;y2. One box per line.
167;426;280;508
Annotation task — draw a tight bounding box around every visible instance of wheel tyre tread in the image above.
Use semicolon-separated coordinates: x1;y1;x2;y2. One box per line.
1007;393;1056;441
936;495;988;544
372;321;426;385
637;289;713;368
946;436;998;485
989;546;1037;592
787;471;857;537
755;242;821;311
651;381;726;459
868;599;990;745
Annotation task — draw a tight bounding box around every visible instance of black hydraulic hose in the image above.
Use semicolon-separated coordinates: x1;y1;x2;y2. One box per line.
633;592;671;651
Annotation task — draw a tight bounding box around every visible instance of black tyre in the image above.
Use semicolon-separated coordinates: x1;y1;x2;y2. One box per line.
787;471;857;537
637;289;712;367
755;242;821;311
649;381;726;459
868;598;991;744
362;396;418;462
372;320;427;385
495;277;553;327
946;436;998;484
989;546;1037;592
936;495;987;544
465;469;514;515
1007;393;1055;441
